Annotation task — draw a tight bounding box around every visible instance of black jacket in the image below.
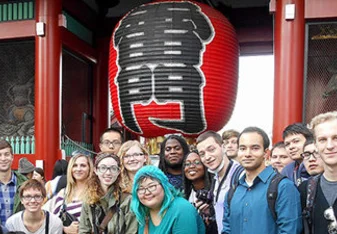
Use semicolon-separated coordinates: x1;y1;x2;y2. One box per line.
299;176;337;234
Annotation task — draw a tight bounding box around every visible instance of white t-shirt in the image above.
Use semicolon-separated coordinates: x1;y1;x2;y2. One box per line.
213;160;243;234
5;211;63;234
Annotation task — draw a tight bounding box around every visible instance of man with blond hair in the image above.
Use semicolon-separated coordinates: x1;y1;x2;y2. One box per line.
299;111;337;234
222;129;239;161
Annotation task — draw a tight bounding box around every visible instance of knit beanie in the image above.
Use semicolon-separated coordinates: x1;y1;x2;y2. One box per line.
18;157;35;174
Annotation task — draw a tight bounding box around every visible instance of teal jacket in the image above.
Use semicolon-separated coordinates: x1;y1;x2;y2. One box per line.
13;171;27;213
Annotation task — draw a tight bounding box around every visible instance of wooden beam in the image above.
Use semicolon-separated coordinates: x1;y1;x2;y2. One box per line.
61;28;97;64
236;26;273;44
305;0;337;19
239;42;273;56
0;20;35;39
62;0;97;30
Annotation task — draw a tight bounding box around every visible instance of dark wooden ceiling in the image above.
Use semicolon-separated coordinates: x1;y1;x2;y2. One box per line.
78;0;274;55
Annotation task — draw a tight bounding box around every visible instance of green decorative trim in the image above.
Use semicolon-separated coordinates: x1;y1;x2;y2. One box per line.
0;1;34;22
0;135;93;156
63;11;93;45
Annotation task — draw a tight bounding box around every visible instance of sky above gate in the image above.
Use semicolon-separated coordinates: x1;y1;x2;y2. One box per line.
220;55;274;141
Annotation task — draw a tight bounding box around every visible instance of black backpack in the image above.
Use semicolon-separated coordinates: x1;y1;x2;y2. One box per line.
227;169;286;220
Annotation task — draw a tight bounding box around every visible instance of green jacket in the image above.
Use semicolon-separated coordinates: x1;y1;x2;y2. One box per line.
79;187;138;234
13;171;27;213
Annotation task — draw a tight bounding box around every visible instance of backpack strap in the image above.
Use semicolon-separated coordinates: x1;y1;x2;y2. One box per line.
227;166;244;213
267;172;287;221
45;211;49;234
302;174;320;232
99;191;127;234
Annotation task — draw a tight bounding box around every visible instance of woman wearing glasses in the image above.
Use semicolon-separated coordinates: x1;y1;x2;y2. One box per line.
6;179;63;234
118;140;151;194
182;150;218;234
131;165;205;234
79;152;138;234
44;153;94;234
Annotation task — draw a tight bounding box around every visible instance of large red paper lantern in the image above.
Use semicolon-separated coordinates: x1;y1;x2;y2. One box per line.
109;0;239;137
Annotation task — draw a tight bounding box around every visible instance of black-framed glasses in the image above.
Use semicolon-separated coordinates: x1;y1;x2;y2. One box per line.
185;160;202;168
137;184;160;195
22;195;44;202
97;165;120;174
324;206;337;234
101;140;121;148
124;153;145;160
300;151;320;160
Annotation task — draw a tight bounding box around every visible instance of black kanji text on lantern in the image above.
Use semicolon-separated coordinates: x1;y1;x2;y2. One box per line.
114;1;214;134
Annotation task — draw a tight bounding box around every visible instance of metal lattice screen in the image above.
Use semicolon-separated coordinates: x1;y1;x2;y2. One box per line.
304;22;337;123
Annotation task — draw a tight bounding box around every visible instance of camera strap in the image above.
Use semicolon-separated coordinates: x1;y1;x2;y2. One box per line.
45;211;49;234
214;160;233;202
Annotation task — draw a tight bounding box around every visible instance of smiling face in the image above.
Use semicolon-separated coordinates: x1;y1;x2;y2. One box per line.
184;152;205;182
0;147;13;173
123;145;147;173
238;132;267;172
164;139;184;168
270;147;293;173
71;156;90;182
197;137;223;171
95;157;120;190
314;119;337;168
284;134;307;161
21;188;44;213
302;143;324;176
137;177;164;211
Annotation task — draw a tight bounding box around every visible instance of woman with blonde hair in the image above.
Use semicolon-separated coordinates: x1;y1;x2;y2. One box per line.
44;153;94;234
118;140;151;193
79;152;137;234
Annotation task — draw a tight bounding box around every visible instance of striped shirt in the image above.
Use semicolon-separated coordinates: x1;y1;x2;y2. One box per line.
0;173;17;226
52;195;83;221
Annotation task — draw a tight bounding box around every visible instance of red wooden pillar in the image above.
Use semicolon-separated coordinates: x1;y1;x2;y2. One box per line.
35;0;62;179
92;37;109;151
273;0;305;143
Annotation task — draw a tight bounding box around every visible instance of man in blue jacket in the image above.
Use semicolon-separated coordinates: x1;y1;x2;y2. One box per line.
222;127;302;234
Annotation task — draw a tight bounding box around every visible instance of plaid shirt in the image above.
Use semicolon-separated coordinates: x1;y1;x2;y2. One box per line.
0;172;17;226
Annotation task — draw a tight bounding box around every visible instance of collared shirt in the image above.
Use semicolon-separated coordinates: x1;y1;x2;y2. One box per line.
222;166;303;234
213;160;242;234
0;172;17;226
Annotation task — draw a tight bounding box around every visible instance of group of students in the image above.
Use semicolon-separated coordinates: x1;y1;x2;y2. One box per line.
0;110;336;234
